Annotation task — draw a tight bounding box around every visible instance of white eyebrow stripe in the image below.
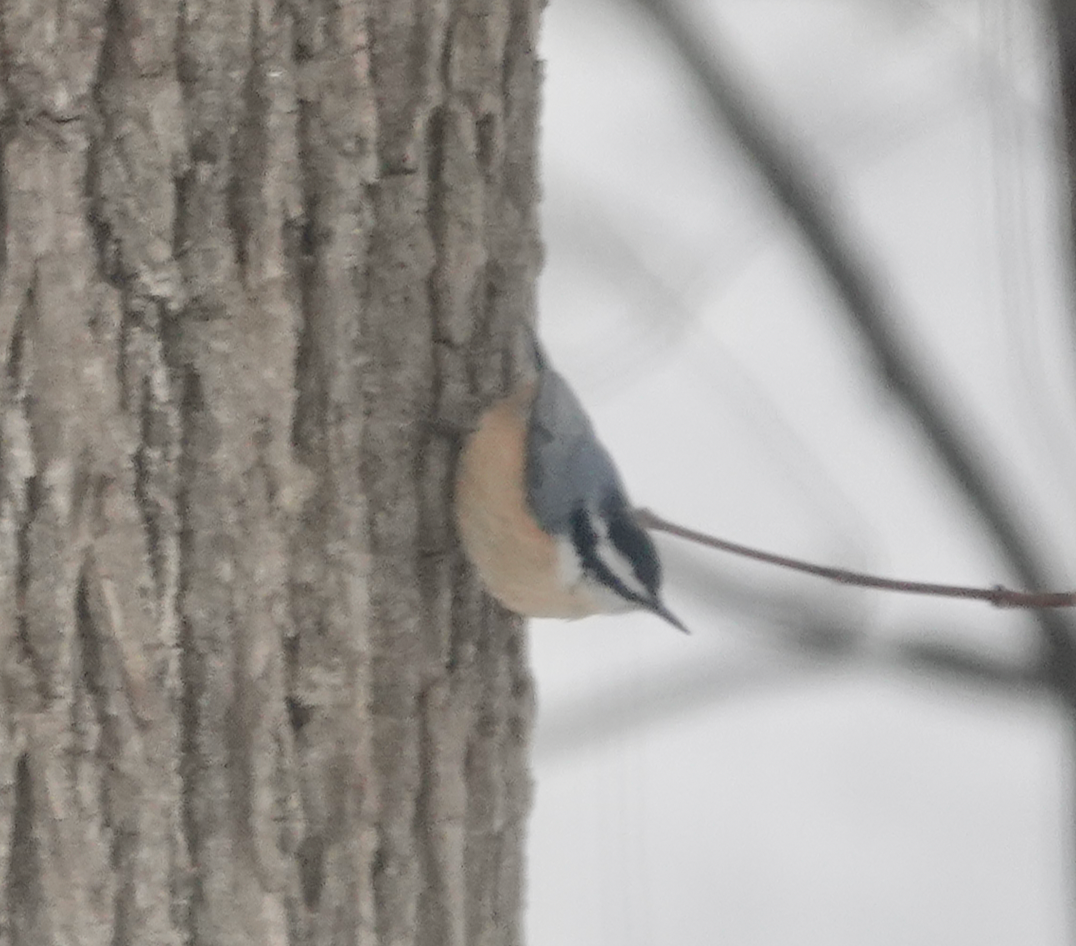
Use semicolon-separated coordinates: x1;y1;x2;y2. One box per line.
592;533;651;602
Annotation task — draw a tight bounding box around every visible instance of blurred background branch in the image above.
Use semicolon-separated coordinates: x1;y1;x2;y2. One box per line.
628;0;1076;698
532;4;1075;942
538;624;1043;761
1051;0;1076;262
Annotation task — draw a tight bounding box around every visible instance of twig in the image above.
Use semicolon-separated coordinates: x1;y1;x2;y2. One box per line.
626;0;1076;687
637;507;1076;609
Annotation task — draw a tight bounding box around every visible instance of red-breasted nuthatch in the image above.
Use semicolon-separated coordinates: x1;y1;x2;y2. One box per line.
455;349;687;632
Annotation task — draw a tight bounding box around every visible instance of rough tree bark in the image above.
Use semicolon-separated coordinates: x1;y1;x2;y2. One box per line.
0;0;540;943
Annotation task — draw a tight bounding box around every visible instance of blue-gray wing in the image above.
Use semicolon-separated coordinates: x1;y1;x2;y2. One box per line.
525;369;627;533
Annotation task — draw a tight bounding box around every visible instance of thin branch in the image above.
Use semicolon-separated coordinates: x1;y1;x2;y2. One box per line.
627;0;1076;688
639;507;1076;609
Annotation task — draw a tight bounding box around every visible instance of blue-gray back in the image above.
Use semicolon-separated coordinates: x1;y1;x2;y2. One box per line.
524;368;627;534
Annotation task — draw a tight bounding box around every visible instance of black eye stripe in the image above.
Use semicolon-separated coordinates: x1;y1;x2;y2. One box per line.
606;517;659;593
602;499;661;595
569;507;597;555
569;508;653;609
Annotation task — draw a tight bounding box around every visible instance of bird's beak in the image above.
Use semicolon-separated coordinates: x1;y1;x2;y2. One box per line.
651;599;689;634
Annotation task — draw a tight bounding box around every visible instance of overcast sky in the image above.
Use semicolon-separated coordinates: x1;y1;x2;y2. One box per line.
528;2;1073;943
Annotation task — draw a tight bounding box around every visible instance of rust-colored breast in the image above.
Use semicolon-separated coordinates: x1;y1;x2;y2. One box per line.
455;383;601;619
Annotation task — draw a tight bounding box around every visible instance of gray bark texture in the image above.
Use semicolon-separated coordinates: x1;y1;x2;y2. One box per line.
0;0;540;943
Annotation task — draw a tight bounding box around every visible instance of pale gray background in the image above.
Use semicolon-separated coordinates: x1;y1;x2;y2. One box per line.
529;2;1071;943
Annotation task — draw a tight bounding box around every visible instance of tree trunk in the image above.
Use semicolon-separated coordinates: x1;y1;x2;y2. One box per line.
0;1;540;943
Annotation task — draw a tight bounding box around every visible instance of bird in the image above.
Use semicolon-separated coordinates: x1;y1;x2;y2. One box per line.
455;341;686;632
